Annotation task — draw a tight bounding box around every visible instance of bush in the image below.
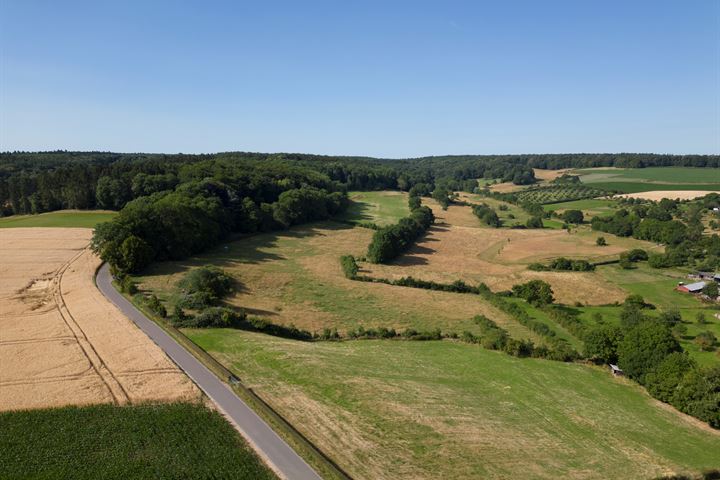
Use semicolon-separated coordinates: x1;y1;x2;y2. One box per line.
671;366;720;428
175;306;245;328
472;203;501;227
144;294;167;318
596;236;607;246
644;352;696;402
178;266;234;302
525;216;544;229
583;325;623;364
695;331;717;351
512;280;554;306
120;276;138;295
617;321;681;384
340;255;359;279
562;209;584;224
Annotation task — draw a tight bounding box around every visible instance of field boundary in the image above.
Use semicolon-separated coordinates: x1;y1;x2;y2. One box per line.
105;269;352;480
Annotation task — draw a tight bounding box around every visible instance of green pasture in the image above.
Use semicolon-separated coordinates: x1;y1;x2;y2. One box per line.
0;210;117;228
186;330;720;480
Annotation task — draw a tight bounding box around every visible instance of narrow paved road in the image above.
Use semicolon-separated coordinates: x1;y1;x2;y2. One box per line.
96;263;323;480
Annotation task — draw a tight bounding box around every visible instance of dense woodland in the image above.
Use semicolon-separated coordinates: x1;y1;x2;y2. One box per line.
2;151;719;216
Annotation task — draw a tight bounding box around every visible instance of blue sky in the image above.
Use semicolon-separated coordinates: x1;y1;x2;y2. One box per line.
1;0;718;156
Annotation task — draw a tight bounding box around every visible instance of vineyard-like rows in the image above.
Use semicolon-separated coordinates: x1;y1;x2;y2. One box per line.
515;185;608;204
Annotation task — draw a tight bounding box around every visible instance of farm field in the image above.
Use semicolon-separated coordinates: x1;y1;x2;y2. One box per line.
0;228;198;410
361;200;657;305
0;209;117;228
619;190;718;201
134;220;541;340
574;167;720;194
186;329;720;480
0;402;275;479
337;191;409;226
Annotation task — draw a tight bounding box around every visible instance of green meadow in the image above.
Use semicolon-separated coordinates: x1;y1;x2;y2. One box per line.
186;330;720;480
0;210;117;228
337;191;409;226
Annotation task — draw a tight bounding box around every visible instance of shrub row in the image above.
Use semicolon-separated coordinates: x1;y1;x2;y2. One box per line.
528;258;595;272
542;306;588;339
366;203;435;264
471;203;501;228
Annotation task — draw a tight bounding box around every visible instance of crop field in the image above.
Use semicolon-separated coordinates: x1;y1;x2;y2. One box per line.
337;191;409;226
620;190;718;201
135;220;540;340
0;228;198;410
0;210;117;228
0;402;275;479
186;330;720;480
361;201;657;305
574;167;720;194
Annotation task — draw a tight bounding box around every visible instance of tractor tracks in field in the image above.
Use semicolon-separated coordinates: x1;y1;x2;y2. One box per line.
52;246;131;405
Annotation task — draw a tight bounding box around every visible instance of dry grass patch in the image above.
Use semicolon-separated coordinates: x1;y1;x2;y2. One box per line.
361;203;656;305
138;222;541;339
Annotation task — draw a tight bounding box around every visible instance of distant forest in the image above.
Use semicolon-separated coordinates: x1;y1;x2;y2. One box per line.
1;151;718;217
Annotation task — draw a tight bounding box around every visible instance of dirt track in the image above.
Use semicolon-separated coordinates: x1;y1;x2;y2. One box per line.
0;228;199;410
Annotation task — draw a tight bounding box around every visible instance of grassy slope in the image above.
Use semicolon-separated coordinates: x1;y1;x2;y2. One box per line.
135;221;523;336
0;210;117;228
337;191;409;226
0;403;275;480
187;330;720;480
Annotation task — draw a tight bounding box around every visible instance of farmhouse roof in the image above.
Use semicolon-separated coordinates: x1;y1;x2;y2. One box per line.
684;281;707;292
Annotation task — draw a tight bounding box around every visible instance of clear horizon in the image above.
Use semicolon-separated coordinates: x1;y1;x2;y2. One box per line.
2;1;719;156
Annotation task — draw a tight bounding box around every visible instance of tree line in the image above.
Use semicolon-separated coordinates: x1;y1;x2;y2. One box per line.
366;194;435;264
591;195;720;271
584;295;719;428
91;160;350;273
3;151;718;217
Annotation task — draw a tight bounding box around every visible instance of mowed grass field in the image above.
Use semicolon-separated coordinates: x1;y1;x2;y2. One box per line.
337;191;409;226
0;402;275;480
0;210;117;228
186;330;720;480
574;167;720;193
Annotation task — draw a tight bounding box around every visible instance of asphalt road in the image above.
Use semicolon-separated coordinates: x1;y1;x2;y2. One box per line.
96;263;323;480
